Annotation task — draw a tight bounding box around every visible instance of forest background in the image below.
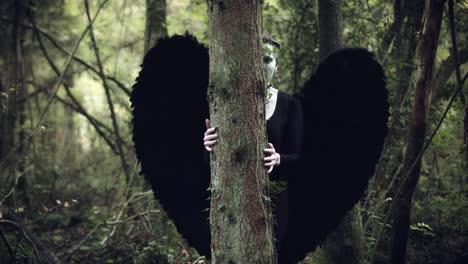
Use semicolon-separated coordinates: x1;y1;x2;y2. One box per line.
0;0;466;263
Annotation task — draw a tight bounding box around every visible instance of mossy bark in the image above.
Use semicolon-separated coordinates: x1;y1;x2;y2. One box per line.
208;1;276;263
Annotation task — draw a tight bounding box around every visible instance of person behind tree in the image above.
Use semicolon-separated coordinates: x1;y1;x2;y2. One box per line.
203;33;303;261
131;31;389;263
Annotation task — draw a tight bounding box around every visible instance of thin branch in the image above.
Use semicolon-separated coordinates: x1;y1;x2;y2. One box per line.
25;81;134;152
0;205;61;264
64;222;102;261
0;226;13;259
84;0;131;181
28;9;123;154
0;16;132;97
366;0;389;24
65;208;159;260
0;0;109;170
106;210;160;225
0;167;30;206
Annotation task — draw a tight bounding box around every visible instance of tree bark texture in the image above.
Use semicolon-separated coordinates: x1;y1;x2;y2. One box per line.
208;1;276;263
318;0;343;62
389;1;445;263
144;0;167;54
0;0;28;202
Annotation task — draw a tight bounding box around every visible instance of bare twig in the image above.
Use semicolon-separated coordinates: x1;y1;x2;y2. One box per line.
84;0;131;183
0;0;109;171
0;166;30;206
106;209;159;225
115;190;154;207
28;7;124;154
0;226;13;260
0;205;61;264
104;189;154;242
366;0;390;24
24;81;135;152
66;208;159;259
64;222;102;261
0;16;131;96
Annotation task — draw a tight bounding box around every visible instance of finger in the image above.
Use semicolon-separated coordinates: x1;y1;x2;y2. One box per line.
205;119;211;130
268;166;273;173
204;127;216;136
268;143;275;150
265;160;276;167
204;134;218;141
264;148;275;154
264;156;275;161
205;146;212;152
204;140;217;147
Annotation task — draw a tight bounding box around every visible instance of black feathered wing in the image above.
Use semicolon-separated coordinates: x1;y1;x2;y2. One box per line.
130;33;211;256
287;48;389;262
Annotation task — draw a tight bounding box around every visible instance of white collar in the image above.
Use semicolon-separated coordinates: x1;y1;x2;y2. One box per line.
266;87;278;120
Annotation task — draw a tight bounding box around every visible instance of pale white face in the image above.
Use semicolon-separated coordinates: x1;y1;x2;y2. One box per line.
263;43;279;84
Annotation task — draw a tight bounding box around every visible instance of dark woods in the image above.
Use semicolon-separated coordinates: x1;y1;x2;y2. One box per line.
0;0;467;263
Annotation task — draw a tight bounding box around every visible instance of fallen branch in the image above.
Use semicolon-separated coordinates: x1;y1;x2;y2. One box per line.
0;205;61;264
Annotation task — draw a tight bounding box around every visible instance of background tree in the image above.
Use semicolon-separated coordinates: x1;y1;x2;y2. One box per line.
372;0;446;263
318;0;343;62
316;1;364;263
144;0;167;54
0;0;30;208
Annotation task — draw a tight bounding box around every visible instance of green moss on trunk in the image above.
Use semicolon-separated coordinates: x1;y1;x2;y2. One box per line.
208;1;276;263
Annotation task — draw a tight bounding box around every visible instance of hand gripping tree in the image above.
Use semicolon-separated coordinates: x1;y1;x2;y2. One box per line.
207;0;276;263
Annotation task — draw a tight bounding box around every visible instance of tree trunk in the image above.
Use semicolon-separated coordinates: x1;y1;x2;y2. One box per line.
369;0;425;199
15;0;30;210
318;0;343;62
144;0;167;54
388;1;445;263
364;0;425;245
0;0;28;205
208;1;276;263
378;0;402;61
324;207;364;264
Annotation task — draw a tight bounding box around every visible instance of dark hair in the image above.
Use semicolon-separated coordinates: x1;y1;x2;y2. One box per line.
263;32;280;49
